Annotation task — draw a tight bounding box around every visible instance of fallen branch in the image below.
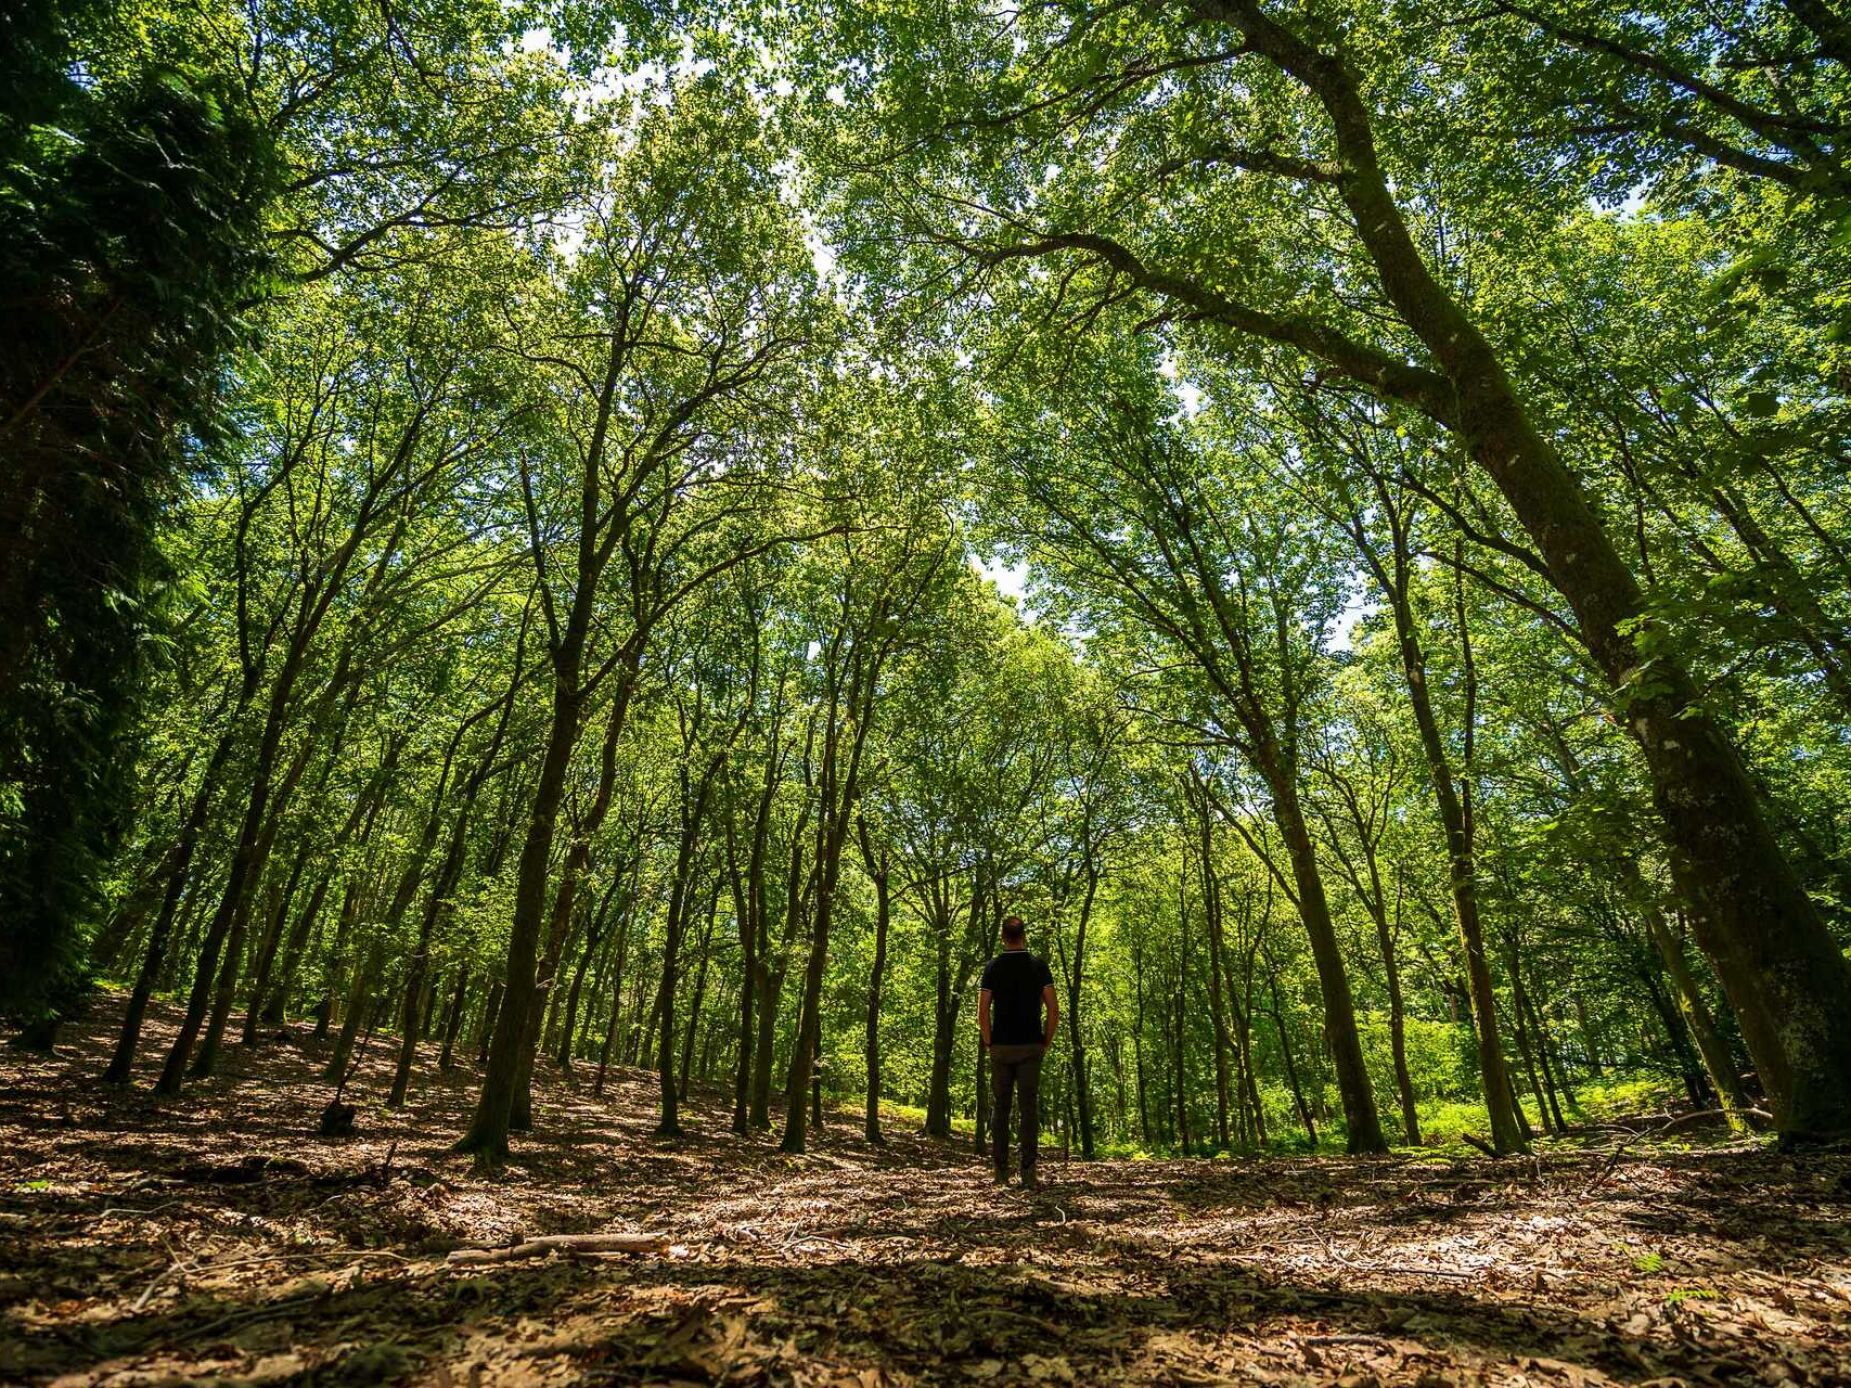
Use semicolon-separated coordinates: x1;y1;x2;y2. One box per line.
780;1231;858;1253
1583;1108;1773;1194
445;1232;667;1266
1459;1133;1497;1158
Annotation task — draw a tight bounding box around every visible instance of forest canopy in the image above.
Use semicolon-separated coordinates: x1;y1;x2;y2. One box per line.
5;0;1851;1173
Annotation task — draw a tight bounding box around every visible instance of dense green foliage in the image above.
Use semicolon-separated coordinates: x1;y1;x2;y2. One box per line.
5;0;1851;1158
0;0;276;1029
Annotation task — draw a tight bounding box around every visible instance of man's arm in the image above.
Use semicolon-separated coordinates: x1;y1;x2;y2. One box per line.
1041;985;1060;1048
979;989;993;1049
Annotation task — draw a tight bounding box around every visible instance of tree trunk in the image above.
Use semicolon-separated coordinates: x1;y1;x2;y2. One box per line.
102;736;228;1082
678;882;721;1102
727;816;758;1135
1190;787;1232;1152
1268;770;1383;1153
457;670;583;1161
1504;943;1556;1134
1353;498;1526;1153
261;867;331;1026
439;969;468;1071
325;939;382;1086
593;901;634;1098
925;928;958;1139
654;818;705;1137
180;723;318;1084
1645;902;1755;1130
1069;869;1099;1158
241;847;306;1044
1267;964;1317;1148
475;980;503;1064
859;822;889;1145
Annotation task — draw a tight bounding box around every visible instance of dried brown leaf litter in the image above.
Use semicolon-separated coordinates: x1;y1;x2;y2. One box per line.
3;999;1848;1386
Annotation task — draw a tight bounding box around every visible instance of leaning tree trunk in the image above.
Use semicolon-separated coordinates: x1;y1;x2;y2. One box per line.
1068;869;1100;1158
1644;900;1755;1130
324;939;383;1085
102;727;234;1082
1373;906;1420;1147
727;820;758;1134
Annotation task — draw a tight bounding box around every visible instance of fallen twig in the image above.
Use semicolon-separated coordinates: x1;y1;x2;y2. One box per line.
97;1200;182;1221
780;1231;858;1252
1583;1108;1773;1194
445;1231;667;1266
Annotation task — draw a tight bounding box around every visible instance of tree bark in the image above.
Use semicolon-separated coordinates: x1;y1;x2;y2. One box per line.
1644;900;1755;1131
857;817;890;1145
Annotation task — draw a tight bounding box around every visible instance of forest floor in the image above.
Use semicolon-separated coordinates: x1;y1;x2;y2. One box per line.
4;998;1850;1387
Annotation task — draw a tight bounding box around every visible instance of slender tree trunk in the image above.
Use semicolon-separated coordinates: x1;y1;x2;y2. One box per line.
189;894;255;1080
860;824;890;1145
261;868;331;1026
102;736;229;1082
1523;982;1568;1131
474;980;503;1065
728;819;758;1135
594;902;633;1098
750;832;808;1129
1069;869;1099;1158
184;727;317;1082
1267;964;1317;1148
458;671;583;1160
655;824;704;1137
924;927;957;1138
325;939;383;1085
1348;504;1530;1153
1268;769;1383;1152
439;969;468;1071
1191;787;1232;1151
241;847;307;1044
1173;903;1191;1156
1644;903;1754;1128
1504;944;1555;1134
779;877;835;1154
560;877;619;1071
1132;936;1152;1147
678;883;720;1102
1374;908;1420;1146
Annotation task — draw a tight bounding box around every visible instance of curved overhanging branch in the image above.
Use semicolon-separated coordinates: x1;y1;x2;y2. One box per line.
940;225;1457;424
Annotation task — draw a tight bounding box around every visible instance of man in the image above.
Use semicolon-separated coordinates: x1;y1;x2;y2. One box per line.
978;915;1059;1189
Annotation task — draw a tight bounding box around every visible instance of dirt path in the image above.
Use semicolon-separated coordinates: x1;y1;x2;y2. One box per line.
3;997;1849;1385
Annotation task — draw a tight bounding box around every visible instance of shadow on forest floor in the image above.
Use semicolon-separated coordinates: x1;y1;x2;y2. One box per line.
3;994;1850;1385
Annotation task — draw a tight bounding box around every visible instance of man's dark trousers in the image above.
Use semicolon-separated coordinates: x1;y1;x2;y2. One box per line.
990;1042;1044;1178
